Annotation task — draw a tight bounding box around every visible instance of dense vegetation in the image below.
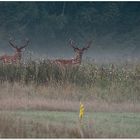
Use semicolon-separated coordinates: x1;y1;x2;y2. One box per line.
0;60;140;102
0;60;138;85
0;2;140;57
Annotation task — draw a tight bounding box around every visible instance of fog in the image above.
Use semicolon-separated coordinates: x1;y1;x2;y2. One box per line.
0;2;140;64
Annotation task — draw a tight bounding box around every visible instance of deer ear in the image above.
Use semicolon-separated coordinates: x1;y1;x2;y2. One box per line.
25;38;30;43
74;48;80;52
21;47;26;51
22;48;26;51
82;47;88;51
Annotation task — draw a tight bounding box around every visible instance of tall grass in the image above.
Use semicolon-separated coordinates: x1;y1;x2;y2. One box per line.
0;60;140;102
0;60;139;85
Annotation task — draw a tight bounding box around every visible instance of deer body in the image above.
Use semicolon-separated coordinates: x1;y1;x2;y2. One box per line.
51;39;92;66
53;51;82;65
0;39;29;64
0;54;19;63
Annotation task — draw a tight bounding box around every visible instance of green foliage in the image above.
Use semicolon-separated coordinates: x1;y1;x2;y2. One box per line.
0;2;140;41
0;60;139;88
0;59;140;102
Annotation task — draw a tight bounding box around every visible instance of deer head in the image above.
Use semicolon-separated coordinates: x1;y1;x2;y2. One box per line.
9;38;29;53
9;39;29;59
69;39;92;55
69;39;92;64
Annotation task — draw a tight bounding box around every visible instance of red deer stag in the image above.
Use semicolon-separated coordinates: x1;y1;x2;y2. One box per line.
0;38;29;64
52;39;92;66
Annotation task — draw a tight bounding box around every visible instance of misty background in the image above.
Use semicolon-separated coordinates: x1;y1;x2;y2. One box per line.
0;2;140;63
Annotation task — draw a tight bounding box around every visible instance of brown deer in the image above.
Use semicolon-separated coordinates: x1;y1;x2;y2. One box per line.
0;38;29;64
51;39;92;66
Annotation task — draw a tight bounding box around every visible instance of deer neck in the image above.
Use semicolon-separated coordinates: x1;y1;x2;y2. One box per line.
15;51;22;60
74;52;83;64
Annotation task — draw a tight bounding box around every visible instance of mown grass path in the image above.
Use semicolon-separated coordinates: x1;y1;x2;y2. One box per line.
0;110;140;138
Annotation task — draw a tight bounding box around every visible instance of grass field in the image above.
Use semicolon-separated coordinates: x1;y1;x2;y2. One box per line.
0;110;140;138
0;61;140;138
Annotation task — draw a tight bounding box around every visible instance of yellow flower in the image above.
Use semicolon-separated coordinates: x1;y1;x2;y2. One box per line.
79;102;84;119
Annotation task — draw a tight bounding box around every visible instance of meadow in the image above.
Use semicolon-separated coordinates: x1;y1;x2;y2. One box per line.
0;60;140;138
0;110;140;138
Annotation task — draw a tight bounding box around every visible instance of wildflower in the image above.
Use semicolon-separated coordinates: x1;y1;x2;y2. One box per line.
79;102;85;120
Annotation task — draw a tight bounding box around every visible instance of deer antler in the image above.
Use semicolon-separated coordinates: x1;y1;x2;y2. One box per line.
69;39;78;50
9;38;18;49
82;40;92;51
20;38;29;50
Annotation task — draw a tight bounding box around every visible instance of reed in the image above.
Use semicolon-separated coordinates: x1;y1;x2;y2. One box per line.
0;60;140;102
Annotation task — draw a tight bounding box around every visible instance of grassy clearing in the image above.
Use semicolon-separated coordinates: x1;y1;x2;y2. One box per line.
0;83;140;112
0;110;140;138
0;60;140;138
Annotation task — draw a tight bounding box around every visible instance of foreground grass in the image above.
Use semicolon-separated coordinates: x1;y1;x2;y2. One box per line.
0;61;139;138
0;82;140;112
0;110;140;138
